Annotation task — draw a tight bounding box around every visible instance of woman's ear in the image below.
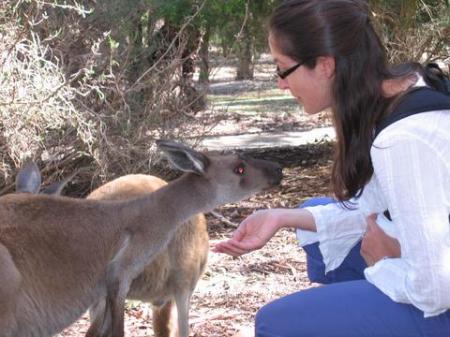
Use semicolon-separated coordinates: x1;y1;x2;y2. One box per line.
316;56;335;79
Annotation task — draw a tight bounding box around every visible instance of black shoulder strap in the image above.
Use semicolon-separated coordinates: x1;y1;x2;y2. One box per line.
376;87;450;223
374;87;450;139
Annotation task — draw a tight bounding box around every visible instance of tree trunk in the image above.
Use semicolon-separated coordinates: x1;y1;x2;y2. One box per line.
198;27;210;84
236;26;254;80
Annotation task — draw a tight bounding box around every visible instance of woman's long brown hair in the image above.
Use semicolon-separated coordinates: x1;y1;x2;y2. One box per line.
269;0;444;201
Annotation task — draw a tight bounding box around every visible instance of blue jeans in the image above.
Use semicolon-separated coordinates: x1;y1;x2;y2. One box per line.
255;197;450;337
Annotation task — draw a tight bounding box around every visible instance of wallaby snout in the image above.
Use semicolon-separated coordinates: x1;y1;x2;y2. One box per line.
247;157;283;187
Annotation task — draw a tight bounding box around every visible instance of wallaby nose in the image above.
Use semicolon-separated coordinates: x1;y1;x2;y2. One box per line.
246;156;283;186
269;164;283;186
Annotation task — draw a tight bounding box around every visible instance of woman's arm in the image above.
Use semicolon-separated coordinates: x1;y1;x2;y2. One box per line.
213;198;369;263
212;208;316;256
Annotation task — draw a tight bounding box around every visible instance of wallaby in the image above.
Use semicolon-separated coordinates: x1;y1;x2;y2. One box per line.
15;160;73;195
87;174;208;337
0;140;282;337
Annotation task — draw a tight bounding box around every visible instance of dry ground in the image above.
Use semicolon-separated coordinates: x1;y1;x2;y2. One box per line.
58;56;334;337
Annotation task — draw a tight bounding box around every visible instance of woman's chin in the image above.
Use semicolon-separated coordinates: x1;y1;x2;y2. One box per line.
303;106;321;115
303;103;331;115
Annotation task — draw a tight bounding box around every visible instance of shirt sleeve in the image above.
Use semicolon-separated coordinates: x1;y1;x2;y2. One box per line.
298;201;367;272
364;133;450;317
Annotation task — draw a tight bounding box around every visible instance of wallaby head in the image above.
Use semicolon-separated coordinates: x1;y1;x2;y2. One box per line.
157;140;283;206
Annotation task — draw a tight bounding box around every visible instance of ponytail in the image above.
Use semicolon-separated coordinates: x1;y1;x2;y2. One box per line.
423;63;450;94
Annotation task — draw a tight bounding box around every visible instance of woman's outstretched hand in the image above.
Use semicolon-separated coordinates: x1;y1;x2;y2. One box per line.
212;209;282;257
361;214;401;266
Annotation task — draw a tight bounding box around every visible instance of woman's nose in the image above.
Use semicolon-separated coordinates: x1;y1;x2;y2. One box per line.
277;77;289;90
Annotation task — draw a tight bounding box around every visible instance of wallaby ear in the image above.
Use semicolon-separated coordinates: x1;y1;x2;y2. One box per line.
41;170;78;195
156;140;209;175
15;161;42;194
41;182;65;195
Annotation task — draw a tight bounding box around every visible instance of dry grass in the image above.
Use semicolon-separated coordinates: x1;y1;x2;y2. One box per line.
0;1;210;195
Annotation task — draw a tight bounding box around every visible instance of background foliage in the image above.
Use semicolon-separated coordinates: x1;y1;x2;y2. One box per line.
0;0;448;195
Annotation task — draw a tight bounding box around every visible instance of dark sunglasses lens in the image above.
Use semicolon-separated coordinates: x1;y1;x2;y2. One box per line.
276;63;301;79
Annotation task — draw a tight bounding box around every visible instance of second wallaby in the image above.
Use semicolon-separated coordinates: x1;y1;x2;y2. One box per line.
87;174;208;337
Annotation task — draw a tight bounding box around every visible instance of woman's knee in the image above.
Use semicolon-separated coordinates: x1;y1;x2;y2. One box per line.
255;301;282;337
255;291;331;337
256;281;431;337
255;296;306;337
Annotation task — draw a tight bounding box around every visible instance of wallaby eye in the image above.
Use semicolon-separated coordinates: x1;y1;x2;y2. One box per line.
234;164;246;175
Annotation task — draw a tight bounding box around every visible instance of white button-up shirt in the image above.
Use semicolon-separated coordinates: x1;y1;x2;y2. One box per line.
298;105;450;317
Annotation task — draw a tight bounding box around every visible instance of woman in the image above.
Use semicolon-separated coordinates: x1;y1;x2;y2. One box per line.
214;0;450;336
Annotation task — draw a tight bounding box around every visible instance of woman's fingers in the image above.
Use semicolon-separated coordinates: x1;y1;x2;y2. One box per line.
213;240;249;256
367;213;377;223
365;214;377;232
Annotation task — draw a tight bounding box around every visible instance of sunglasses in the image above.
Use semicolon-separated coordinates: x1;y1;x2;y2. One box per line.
276;62;303;79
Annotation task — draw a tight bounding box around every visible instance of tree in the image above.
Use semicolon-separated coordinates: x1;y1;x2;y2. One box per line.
370;0;450;64
211;0;281;80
